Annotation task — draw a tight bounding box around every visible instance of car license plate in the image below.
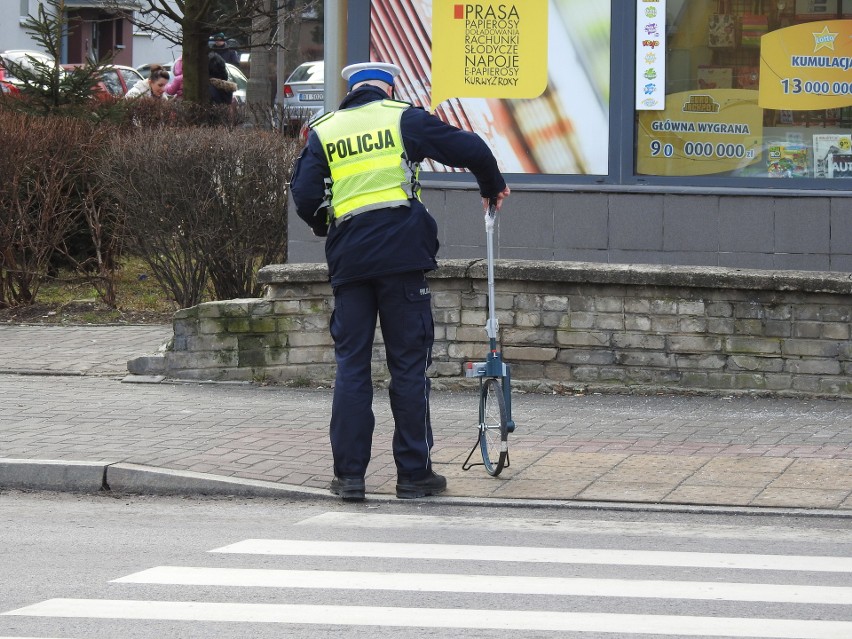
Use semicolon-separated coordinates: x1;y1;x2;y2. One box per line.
300;92;323;101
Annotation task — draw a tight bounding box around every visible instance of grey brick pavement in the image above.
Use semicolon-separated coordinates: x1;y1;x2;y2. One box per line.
0;325;173;376
1;324;852;509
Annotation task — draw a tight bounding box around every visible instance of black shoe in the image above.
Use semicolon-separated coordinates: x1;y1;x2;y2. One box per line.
396;471;447;499
330;476;365;501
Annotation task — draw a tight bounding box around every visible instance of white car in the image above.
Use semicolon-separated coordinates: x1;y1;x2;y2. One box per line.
1;49;56;71
0;49;58;91
135;62;172;79
281;60;323;119
136;61;245;103
226;63;246;104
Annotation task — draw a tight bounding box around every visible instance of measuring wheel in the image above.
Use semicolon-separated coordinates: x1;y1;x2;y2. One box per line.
479;377;509;476
461;198;515;477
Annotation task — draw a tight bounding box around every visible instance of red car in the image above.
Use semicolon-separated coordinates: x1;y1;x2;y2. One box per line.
62;63;144;99
0;65;20;95
103;65;145;97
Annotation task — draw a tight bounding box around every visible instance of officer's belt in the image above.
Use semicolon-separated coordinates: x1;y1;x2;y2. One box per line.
332;200;412;227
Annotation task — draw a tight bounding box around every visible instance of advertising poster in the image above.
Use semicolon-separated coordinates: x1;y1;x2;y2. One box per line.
635;0;666;110
431;0;548;108
759;20;852;110
767;144;809;177
813;132;852;177
636;89;764;176
370;0;610;175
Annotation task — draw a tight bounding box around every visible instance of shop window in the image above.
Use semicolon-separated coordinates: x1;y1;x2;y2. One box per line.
369;0;611;176
637;0;852;179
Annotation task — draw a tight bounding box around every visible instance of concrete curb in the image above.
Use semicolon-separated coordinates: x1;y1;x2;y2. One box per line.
104;462;327;499
0;369;88;377
0;458;326;500
2;458;851;519
0;459;111;492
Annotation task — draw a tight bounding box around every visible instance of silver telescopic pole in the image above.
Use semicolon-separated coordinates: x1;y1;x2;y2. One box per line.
485;206;498;343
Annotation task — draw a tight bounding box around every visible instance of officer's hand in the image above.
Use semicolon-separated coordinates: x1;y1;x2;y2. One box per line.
482;185;511;212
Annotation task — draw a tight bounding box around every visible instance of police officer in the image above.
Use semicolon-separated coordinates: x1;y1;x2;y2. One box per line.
290;61;510;501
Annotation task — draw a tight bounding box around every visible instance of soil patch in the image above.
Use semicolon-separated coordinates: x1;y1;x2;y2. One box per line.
0;300;173;325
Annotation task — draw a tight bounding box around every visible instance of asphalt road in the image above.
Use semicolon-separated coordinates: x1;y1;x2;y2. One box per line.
2;491;851;638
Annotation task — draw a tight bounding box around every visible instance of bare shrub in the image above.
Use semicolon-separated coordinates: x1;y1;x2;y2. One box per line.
122;98;245;130
98;126;300;308
97;130;214;309
120;99;314;133
70;124;127;307
0;113;96;307
202;128;299;299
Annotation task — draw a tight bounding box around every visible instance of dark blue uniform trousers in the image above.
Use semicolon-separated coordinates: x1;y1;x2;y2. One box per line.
329;270;435;481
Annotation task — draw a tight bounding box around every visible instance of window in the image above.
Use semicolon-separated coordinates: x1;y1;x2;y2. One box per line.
369;0;612;176
366;0;852;189
636;0;852;180
101;69;123;96
118;67;140;92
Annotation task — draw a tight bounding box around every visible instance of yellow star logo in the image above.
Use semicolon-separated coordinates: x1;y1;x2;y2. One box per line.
813;26;838;52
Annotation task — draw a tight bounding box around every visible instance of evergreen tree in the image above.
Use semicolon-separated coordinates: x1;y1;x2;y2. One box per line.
2;0;117;119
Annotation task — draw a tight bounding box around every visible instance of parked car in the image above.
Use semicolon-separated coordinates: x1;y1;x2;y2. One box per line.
0;65;19;95
281;60;323;120
1;49;56;72
0;49;57;94
299;107;324;143
137;61;244;103
238;52;250;76
226;62;246;104
109;65;145;96
62;63;144;99
135;62;173;79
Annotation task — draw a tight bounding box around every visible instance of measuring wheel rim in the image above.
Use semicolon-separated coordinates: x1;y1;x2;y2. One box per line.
478;377;509;476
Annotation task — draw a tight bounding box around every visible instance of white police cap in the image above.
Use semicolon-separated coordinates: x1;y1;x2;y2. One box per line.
341;62;401;89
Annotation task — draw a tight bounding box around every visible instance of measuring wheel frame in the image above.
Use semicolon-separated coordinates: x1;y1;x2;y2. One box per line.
461;199;516;477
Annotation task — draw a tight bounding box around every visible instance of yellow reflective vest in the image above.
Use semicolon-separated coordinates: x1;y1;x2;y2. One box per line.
311;99;421;222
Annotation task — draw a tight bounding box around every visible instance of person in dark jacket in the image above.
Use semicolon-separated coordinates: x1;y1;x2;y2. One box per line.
208;51;236;105
290;61;510;502
210;32;240;66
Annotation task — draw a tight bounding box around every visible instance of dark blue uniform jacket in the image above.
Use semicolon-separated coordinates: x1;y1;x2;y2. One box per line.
290;86;506;287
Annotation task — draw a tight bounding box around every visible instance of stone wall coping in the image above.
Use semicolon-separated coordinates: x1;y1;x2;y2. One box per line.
259;260;852;295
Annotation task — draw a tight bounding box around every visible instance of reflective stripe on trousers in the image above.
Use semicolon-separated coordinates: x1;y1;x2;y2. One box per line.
329;270;435;480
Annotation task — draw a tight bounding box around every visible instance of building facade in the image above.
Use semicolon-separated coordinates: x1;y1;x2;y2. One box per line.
288;0;852;273
5;1;178;68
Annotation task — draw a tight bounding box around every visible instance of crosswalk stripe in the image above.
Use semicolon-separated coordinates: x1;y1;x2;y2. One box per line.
4;599;851;638
211;539;852;573
296;512;852;543
114;565;852;605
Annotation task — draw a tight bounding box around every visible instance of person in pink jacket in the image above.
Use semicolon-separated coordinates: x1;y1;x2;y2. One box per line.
165;56;183;98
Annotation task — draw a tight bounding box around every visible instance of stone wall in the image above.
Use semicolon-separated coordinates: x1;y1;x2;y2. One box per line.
128;260;852;398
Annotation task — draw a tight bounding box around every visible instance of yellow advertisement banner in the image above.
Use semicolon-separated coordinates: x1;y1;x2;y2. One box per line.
636;90;764;176
431;1;548;109
759;20;852;110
